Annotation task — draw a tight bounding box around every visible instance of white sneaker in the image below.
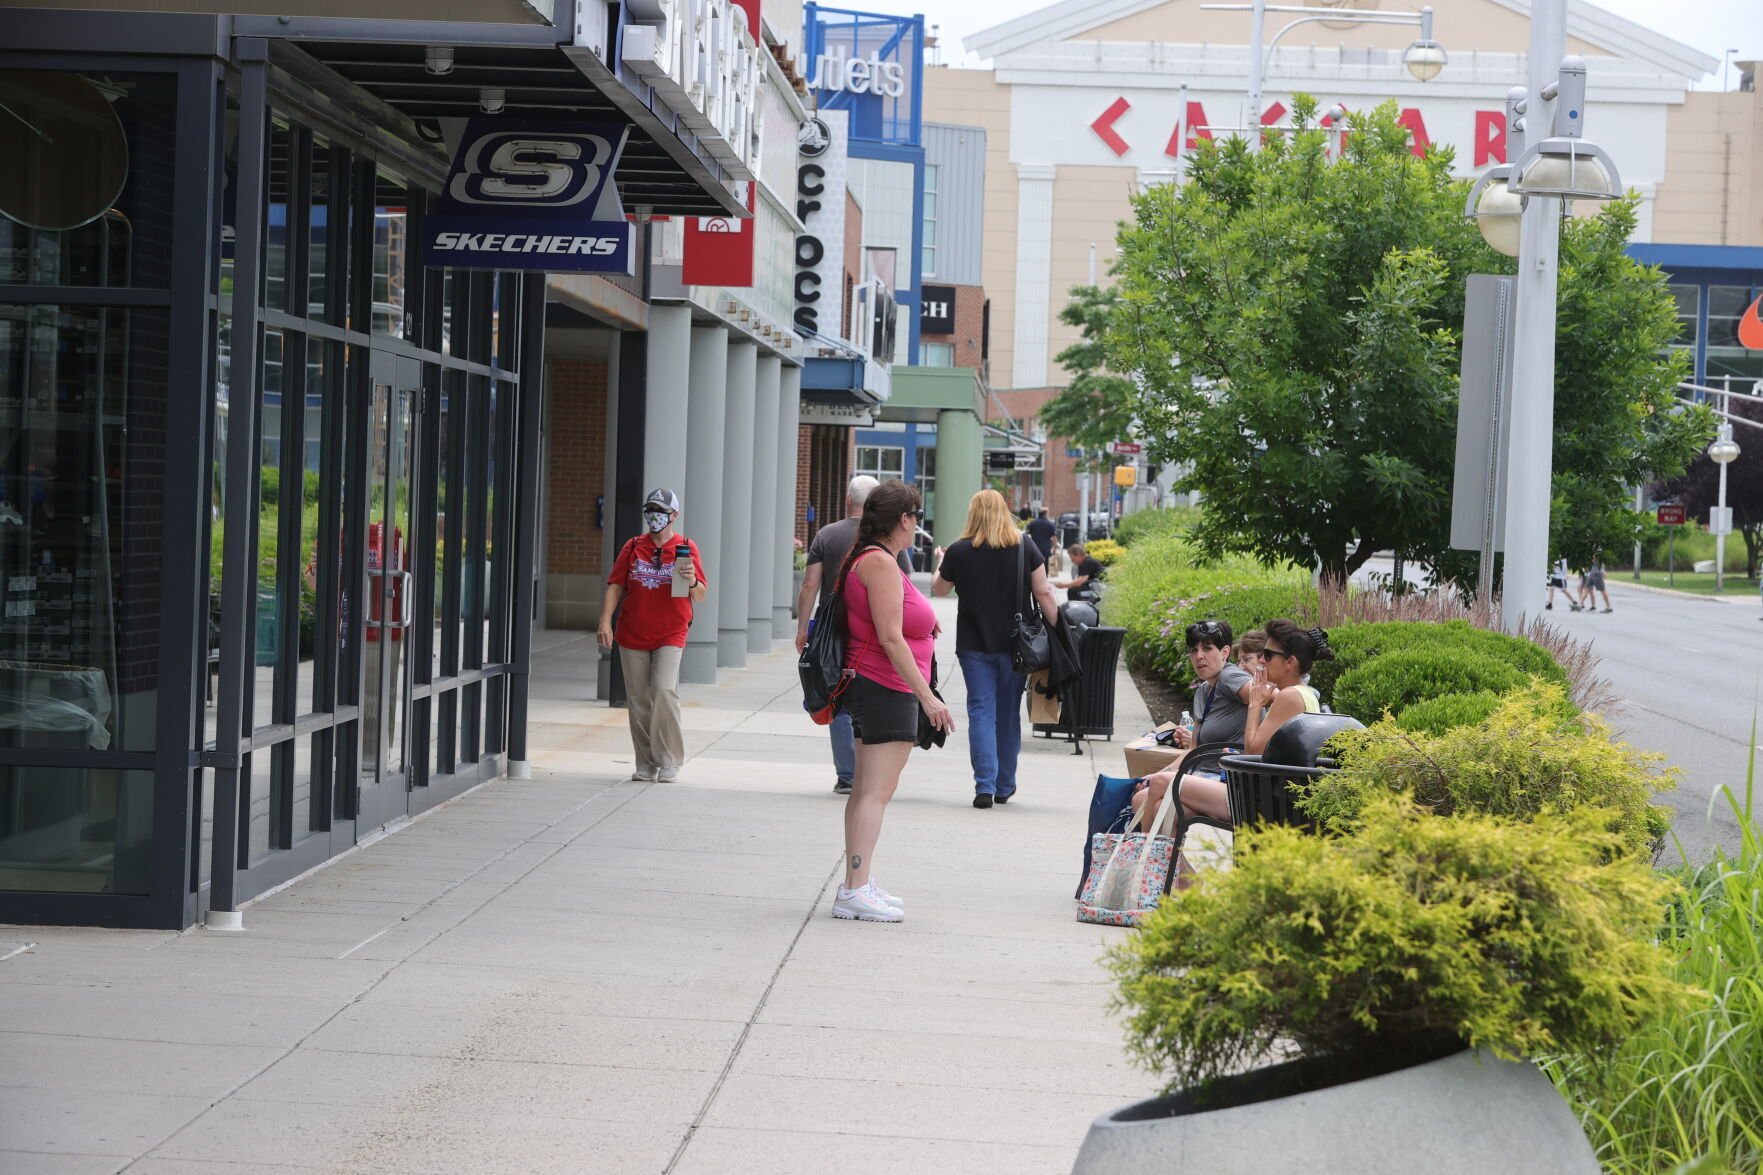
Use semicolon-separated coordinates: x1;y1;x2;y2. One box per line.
831;883;903;922
630;769;657;782
868;881;905;910
657;767;679;782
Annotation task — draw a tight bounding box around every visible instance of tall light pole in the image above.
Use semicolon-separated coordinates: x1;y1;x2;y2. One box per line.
1498;0;1568;630
1710;421;1741;593
1466;1;1620;630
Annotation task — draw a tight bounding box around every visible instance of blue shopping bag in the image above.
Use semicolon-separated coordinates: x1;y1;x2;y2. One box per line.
1077;774;1142;898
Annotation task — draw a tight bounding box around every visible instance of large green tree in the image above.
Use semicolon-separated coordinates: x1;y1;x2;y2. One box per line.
1108;97;1707;587
1042;284;1139;470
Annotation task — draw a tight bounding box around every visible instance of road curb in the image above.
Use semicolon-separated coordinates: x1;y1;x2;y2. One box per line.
1608;578;1754;605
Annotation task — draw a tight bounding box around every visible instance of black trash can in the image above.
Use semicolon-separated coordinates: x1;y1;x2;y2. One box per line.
1033;625;1125;751
1218;713;1365;830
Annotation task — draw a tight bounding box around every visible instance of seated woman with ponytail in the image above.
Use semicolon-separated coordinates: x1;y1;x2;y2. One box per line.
1131;618;1333;869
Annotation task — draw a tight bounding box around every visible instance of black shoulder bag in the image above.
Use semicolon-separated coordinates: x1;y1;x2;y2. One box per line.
799;545;866;723
1010;539;1051;673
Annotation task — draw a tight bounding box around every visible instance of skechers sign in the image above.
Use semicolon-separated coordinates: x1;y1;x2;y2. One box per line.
423;119;633;274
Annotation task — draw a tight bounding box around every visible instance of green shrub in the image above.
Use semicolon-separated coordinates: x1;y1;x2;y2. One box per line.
1104;526;1307;680
1546;744;1763;1174
1307;683;1674;859
1085;538;1126;566
1392;691;1502;736
1332;647;1526;722
1110;792;1688;1095
1153;582;1318;692
1113;505;1199;547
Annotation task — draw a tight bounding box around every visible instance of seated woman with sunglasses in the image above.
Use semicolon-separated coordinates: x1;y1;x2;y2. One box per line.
1127;619;1254;825
1130;619;1332;851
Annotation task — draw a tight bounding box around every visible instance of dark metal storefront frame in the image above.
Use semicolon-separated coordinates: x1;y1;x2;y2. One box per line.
0;17;550;928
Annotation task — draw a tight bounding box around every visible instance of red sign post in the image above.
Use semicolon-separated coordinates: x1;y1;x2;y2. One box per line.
1656;504;1686;587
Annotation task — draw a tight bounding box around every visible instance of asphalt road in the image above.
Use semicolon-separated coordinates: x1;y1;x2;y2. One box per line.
1554;578;1763;865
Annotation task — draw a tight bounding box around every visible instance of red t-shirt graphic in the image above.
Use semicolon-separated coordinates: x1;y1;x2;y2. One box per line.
608;535;707;651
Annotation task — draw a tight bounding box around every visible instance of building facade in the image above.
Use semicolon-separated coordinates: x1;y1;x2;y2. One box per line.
922;0;1758;515
0;3;760;928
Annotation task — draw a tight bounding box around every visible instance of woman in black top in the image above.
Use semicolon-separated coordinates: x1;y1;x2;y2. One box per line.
932;490;1062;808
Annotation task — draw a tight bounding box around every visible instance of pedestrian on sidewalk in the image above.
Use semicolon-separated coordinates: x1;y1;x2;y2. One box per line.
795;475;911;795
597;488;708;783
831;480;954;923
1582;558;1613;613
1546;556;1571;610
932;489;1061;809
1026;507;1057;561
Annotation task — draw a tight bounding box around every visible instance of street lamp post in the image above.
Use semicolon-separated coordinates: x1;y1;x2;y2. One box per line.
1710;421;1741;593
1200;2;1448;150
1461;0;1622;630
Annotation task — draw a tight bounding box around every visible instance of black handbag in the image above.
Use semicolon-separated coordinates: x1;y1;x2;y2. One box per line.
1010;539;1051;674
799;545;866;722
915;655;948;749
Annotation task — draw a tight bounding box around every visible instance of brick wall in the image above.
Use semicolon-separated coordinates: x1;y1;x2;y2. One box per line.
544;357;608;628
921;283;988;380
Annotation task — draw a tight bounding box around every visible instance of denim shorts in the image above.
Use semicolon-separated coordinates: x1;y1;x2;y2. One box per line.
843;673;921;745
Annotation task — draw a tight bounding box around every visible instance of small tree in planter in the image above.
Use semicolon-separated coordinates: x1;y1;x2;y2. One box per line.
1081;794;1691;1172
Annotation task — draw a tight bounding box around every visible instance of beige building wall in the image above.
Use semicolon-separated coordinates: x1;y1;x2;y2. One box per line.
1046;167;1138;384
1652;74;1763;247
1080;0;1603;57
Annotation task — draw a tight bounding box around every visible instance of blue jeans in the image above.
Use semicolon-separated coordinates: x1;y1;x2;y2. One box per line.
830;708;856;785
958;650;1027;798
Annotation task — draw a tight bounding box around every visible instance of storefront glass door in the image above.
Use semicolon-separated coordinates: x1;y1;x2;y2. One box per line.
356;351;420;829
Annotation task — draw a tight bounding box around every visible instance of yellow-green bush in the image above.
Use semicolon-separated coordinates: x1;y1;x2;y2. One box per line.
1308;683;1674;860
1110;792;1688;1095
1084;538;1126;566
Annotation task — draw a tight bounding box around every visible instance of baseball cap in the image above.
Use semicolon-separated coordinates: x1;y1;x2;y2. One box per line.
642;488;681;514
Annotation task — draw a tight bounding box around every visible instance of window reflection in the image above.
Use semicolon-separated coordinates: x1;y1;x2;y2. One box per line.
373;168;408;338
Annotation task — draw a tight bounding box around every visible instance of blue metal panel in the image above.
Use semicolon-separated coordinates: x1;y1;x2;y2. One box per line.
801;356;865;391
802;4;924;148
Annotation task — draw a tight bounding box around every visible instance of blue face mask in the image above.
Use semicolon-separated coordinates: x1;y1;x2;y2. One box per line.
644;512;670;534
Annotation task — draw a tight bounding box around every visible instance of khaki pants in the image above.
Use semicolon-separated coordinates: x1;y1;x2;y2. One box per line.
618;644;685;777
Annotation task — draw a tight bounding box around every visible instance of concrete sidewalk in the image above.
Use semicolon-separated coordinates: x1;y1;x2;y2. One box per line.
1;598;1163;1174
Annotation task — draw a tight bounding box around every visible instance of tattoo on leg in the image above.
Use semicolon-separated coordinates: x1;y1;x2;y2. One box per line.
849;854;862;873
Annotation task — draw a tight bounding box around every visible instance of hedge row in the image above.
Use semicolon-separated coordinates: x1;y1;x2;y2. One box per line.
1108;533;1570;731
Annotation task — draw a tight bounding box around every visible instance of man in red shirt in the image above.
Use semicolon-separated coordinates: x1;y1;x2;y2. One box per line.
597;488;708;782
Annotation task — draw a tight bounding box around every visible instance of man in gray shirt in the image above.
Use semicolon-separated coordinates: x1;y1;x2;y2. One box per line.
794;476;912;794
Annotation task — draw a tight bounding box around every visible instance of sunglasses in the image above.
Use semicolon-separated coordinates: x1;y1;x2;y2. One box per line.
1263;647;1294;660
1185;621;1226;647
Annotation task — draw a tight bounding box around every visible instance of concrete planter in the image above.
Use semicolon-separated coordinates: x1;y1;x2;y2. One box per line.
1072;1048;1596;1175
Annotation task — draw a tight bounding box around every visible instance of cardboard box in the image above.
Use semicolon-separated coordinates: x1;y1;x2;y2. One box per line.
1123;722;1182;779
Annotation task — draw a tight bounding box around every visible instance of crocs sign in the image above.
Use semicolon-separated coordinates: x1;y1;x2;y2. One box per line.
423;120;633;273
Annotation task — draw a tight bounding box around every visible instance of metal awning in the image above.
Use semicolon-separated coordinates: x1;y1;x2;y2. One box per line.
245;16;745;217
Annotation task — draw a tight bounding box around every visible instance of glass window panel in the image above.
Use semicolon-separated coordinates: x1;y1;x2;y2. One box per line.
434;370;456;679
0;766;153;894
247;748;274;861
252;328;287;731
0;70;176;289
266;117;292;314
299;342;326;714
440;270;455;357
1668;284;1698;348
923;191;937;220
372;168;409;338
482;381;501;661
308;136;334;322
922;342;954;367
1;305;169;754
1707;286;1754;349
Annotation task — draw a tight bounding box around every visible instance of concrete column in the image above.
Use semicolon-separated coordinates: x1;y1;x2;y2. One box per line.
748;355;782;653
1012;165;1058;390
681;325;729;684
718;341;758;667
643;304;692;498
772;364;802;637
934;409;984;550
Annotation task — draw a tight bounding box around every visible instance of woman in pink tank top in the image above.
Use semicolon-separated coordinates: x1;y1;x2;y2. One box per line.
827;481;954;924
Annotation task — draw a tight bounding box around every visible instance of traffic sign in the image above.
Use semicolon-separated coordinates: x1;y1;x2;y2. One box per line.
1109;441;1143;455
1656;504;1686;526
